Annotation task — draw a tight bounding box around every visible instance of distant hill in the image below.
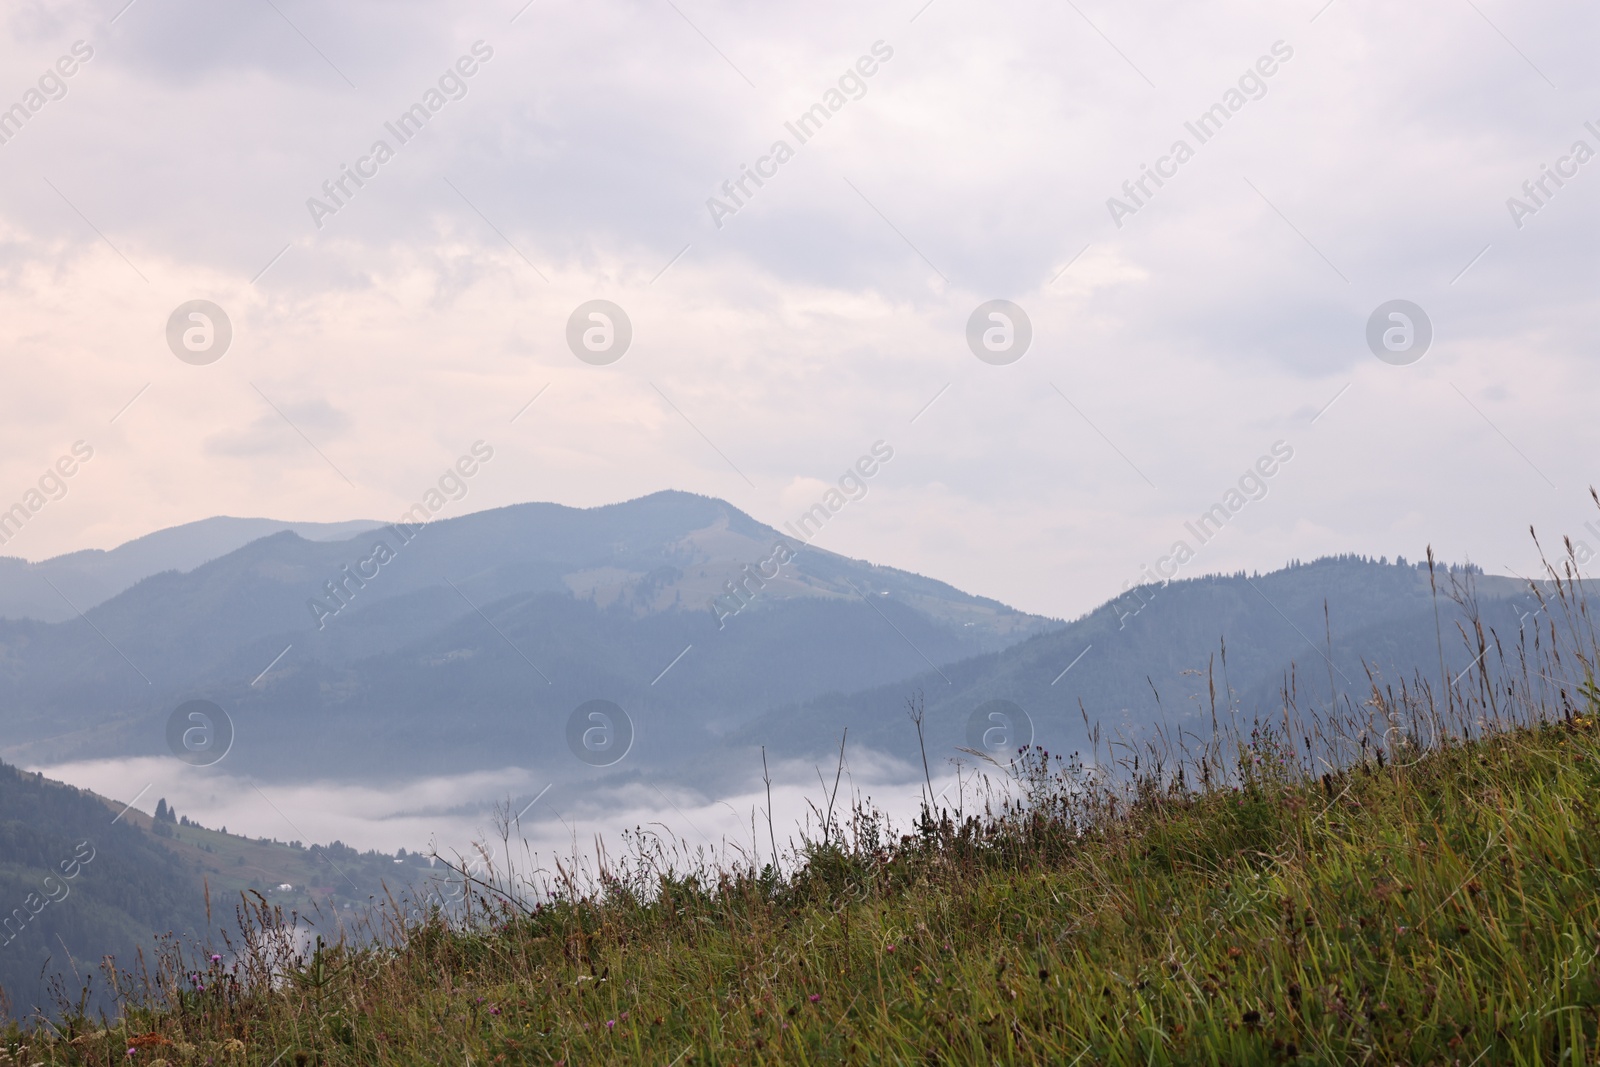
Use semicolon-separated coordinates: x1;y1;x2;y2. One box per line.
0;493;1054;782
713;555;1564;787
2;493;1569;809
0;762;204;1020
0;762;425;1021
0;517;385;623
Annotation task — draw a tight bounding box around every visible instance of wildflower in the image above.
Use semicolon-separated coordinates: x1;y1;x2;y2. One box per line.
886;944;895;953
488;1006;500;1016
809;994;820;1003
605;1020;616;1031
209;954;221;963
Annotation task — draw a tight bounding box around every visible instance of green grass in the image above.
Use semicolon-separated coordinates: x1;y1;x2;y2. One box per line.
13;712;1600;1066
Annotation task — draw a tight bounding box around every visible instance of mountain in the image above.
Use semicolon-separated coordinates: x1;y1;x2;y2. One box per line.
2;493;1564;802
0;763;419;1020
714;555;1565;786
0;517;386;623
0;493;1054;782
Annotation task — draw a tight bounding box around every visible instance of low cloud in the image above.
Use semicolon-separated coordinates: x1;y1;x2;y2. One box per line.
29;746;995;876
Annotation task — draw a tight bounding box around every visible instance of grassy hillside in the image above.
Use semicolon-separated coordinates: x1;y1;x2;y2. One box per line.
0;766;207;1021
114;807;437;920
0;771;427;1022
13;553;1600;1062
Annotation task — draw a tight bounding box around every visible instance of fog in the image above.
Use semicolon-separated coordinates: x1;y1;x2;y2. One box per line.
29;745;1004;879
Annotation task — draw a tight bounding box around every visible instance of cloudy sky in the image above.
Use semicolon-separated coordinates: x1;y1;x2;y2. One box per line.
1;0;1596;620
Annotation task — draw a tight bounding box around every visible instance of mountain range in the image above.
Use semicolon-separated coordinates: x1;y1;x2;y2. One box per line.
0;492;1051;782
715;555;1555;787
0;492;1566;795
0;517;385;624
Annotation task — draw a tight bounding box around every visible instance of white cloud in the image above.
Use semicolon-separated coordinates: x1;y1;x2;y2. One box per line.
29;747;1000;881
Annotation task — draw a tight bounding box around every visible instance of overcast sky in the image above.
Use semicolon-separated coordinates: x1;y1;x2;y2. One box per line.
1;0;1596;620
